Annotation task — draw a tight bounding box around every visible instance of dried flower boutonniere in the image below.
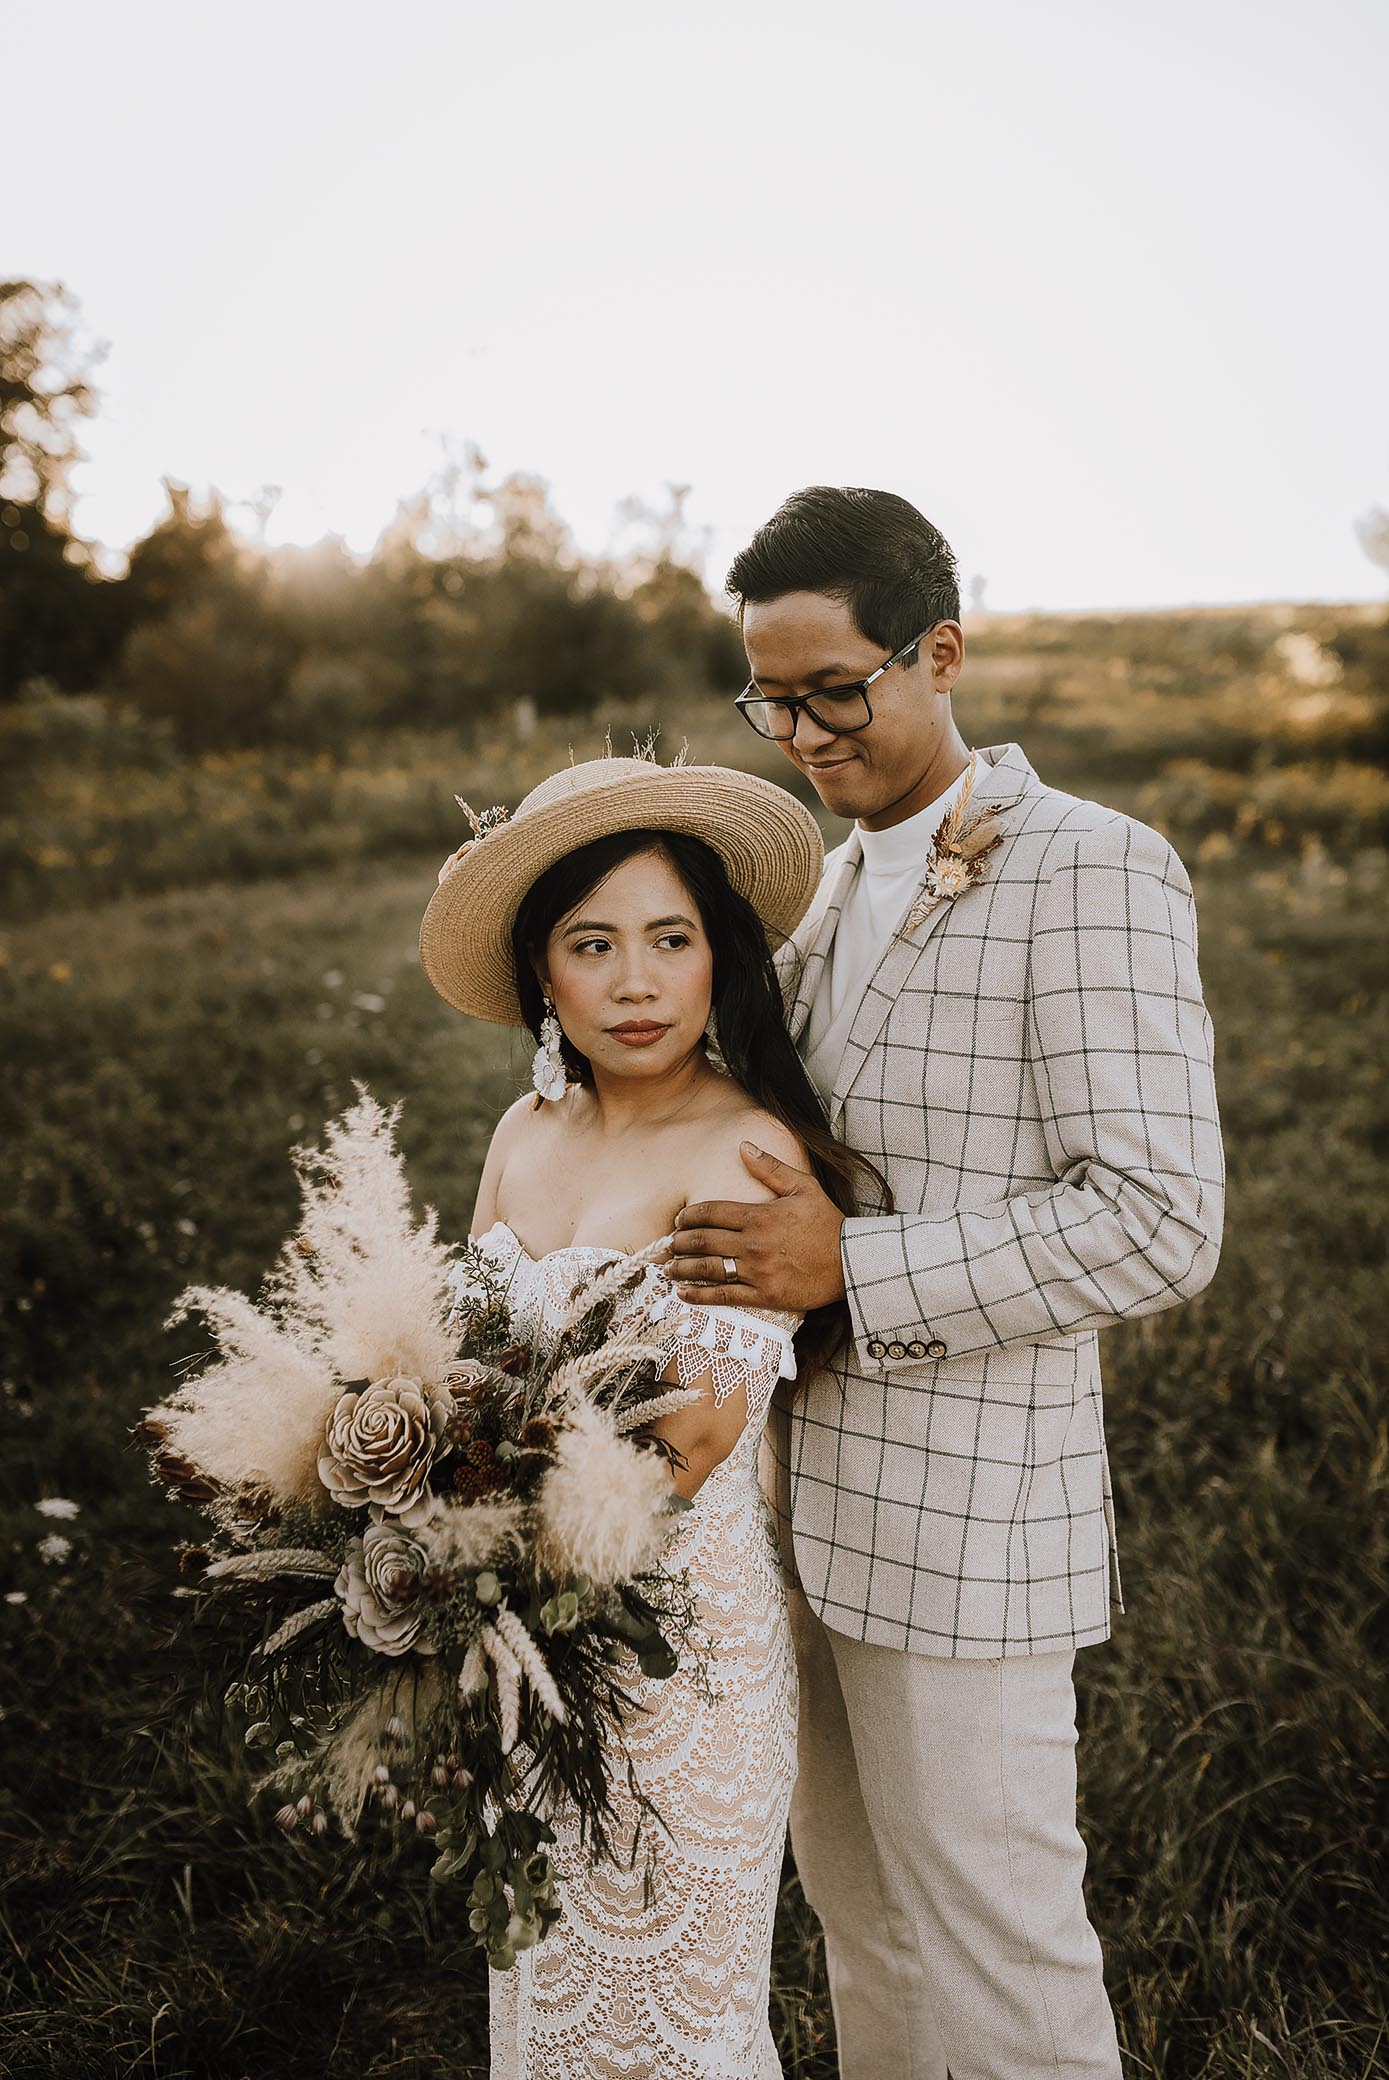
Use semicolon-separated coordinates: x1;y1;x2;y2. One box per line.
898;750;1014;938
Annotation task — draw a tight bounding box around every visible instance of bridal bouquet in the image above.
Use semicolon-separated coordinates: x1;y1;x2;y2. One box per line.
134;1088;706;1969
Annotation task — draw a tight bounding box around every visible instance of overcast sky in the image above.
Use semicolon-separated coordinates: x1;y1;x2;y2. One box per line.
10;0;1387;609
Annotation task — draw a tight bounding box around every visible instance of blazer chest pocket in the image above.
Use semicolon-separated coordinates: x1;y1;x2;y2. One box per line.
912;1000;1023;1133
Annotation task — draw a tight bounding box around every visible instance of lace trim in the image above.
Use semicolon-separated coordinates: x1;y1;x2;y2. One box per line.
451;1224;799;1427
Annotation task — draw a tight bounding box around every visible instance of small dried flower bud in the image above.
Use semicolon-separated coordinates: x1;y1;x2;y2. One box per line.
416;1809;438;1834
274;1804;298;1832
451;1767;474;1790
401;1799;417;1821
130;1415;168;1444
373;1763;391;1786
312;1810;330;1835
178;1545;212;1576
382;1784;399;1809
296;1795;313;1818
154;1452;198;1486
445;1754;460;1770
177;1475;222;1504
432;1764;449;1788
234;1482;281;1523
386;1714;407;1742
497;1344;531;1378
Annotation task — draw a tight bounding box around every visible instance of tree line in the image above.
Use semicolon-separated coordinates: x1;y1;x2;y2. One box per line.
0;280;745;750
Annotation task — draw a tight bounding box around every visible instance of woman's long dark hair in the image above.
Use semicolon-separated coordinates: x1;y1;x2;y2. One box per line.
510;827;893;1378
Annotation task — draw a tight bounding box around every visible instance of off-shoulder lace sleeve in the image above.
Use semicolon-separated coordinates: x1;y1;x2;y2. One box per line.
634;1270;801;1429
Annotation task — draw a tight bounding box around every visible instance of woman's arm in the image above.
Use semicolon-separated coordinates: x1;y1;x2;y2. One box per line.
649;1116;804;1497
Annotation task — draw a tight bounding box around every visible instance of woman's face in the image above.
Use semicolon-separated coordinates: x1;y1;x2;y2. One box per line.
535;848;714;1082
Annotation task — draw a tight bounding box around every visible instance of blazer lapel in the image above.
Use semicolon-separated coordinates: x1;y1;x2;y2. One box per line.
826;742;1039;1129
781;834;861;1046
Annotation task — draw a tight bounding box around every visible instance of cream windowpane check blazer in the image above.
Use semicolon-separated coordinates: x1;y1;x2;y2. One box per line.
766;741;1225;1657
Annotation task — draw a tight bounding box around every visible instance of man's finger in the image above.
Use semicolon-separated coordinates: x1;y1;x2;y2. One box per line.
667;1229;745;1262
665;1256;738;1287
738;1141;805;1193
674;1280;765;1309
672;1202;751;1236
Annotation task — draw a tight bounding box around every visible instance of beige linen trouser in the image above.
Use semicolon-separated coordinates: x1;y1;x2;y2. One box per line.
787;1584;1122;2080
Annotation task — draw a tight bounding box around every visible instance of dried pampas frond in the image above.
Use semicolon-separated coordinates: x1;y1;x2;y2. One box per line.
535;1400;672;1587
415;1498;525;1573
262;1086;460;1393
264;1659;448;1836
157;1289;341;1515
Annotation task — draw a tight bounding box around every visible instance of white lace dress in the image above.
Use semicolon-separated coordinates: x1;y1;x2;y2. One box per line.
457;1221;802;2080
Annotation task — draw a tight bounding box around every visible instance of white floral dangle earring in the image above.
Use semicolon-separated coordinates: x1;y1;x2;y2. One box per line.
532;996;569;1102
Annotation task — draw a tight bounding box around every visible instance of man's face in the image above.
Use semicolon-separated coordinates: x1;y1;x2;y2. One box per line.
740;592;964;829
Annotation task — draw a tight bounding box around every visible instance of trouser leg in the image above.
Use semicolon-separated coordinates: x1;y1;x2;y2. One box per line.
828;1629;1122;2080
786;1583;950;2080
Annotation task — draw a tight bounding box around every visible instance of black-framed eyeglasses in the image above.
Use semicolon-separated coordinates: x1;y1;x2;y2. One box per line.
734;625;938;741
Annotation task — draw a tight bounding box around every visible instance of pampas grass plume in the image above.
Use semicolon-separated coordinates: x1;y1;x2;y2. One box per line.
262;1086;458;1390
152;1086;461;1517
536;1401;672;1587
158;1288;341;1516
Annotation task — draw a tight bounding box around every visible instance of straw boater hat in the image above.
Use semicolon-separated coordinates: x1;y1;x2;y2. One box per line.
418;753;824;1025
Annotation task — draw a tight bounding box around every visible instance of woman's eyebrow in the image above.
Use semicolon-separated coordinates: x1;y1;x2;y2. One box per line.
561;913;697;937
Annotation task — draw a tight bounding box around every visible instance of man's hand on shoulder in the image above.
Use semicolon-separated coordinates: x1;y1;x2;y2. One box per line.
664;1123;847;1312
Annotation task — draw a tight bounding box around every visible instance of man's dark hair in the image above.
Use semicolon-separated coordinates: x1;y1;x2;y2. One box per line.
725;485;961;652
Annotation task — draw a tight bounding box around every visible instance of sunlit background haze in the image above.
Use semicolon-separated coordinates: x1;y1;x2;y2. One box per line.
8;0;1388;608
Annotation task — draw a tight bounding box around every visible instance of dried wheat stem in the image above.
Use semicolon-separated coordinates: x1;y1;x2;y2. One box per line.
492;1606;567;1723
205;1548;339;1582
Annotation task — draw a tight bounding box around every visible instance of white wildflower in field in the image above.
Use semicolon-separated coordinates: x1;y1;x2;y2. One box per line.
38;1534;72;1564
35;1497;81;1519
4;1590;27;1605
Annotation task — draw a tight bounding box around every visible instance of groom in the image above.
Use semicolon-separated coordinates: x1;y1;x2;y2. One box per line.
670;486;1225;2078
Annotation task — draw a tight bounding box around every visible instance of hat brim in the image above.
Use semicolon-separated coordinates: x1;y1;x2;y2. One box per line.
419;764;824;1024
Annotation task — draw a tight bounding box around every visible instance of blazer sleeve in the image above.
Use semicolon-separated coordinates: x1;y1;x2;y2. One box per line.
839;815;1226;1367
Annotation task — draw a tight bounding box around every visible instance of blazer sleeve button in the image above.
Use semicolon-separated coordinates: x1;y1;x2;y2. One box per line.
925;1337;947;1358
907;1340;928;1358
887;1341;907;1359
866;1337;887;1358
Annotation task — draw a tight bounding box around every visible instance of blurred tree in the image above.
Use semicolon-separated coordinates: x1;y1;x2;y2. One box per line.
121;480;244;623
0;278;100;524
0;279;126;696
1355;505;1389;587
113;481;297;746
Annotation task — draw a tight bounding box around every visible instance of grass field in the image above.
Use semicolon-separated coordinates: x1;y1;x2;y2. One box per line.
2;614;1387;2077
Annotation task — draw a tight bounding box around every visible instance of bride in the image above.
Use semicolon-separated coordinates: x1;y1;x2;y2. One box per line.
417;753;884;2080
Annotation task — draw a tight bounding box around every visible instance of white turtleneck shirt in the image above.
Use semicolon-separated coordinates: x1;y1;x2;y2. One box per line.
803;762;972;1110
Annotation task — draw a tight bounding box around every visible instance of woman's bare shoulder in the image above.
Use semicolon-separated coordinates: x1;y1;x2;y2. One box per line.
487;1090;544;1153
680;1104;809;1208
